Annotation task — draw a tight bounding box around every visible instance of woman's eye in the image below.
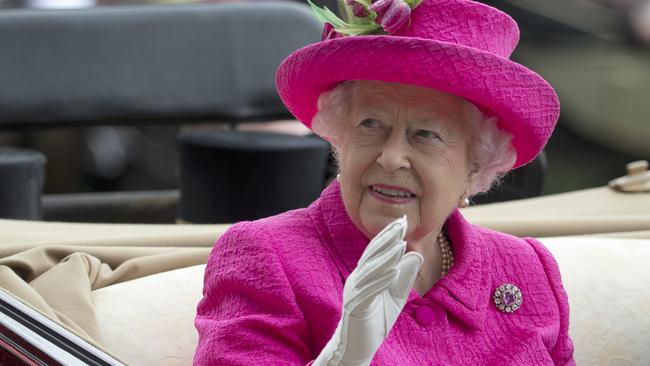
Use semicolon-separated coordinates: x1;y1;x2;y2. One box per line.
416;129;440;140
359;118;382;129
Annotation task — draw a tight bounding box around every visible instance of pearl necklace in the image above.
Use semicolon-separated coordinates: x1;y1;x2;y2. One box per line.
438;231;454;277
415;230;455;287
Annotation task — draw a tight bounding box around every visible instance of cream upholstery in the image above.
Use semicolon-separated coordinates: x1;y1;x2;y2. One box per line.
542;237;650;366
462;186;650;237
91;236;650;366
92;265;206;366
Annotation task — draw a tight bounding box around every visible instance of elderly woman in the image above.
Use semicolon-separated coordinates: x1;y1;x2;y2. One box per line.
194;0;574;364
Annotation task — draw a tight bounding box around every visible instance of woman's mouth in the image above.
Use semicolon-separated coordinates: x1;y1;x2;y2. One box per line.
369;184;416;204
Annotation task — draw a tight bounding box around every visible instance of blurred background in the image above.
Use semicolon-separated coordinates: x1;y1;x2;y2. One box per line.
0;0;648;222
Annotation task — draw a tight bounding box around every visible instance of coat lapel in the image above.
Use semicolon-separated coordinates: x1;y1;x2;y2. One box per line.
310;182;491;330
429;209;491;330
309;181;369;280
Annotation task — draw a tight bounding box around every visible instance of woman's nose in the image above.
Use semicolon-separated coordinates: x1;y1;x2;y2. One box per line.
375;132;411;172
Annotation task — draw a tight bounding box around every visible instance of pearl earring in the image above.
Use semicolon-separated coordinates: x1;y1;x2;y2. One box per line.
459;196;470;208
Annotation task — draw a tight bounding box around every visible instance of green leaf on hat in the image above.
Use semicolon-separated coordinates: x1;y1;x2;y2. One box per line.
307;0;382;36
307;0;346;28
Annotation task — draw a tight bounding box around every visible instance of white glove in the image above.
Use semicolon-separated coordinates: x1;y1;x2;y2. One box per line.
314;216;424;366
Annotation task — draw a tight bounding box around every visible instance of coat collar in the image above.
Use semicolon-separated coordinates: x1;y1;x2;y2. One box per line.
310;181;491;331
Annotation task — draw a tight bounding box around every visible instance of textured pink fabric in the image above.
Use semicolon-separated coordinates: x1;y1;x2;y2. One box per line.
275;0;560;168
194;182;575;365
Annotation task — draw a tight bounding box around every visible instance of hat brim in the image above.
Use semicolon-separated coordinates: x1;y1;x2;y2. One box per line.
276;35;559;169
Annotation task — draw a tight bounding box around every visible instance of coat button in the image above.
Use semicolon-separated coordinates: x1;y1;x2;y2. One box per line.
414;305;435;326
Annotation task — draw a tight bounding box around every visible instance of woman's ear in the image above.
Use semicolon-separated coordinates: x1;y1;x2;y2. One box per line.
465;165;480;197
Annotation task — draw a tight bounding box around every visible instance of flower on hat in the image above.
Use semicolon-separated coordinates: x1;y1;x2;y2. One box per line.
308;0;422;37
346;0;369;17
368;0;413;34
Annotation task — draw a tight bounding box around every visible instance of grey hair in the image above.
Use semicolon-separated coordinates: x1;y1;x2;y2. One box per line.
311;81;517;197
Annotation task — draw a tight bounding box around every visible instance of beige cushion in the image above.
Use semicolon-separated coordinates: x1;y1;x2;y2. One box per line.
92;265;205;366
542;237;650;365
462;187;650;237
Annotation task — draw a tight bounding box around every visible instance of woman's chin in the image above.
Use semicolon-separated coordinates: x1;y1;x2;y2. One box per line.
360;212;415;238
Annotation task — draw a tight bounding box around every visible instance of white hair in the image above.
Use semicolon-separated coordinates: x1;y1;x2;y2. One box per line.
311;81;517;197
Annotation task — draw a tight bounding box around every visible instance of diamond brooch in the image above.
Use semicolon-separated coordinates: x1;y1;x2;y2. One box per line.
493;283;522;313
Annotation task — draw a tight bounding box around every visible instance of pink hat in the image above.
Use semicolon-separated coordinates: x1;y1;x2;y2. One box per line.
276;0;560;169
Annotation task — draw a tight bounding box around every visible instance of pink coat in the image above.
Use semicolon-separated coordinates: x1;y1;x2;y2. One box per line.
194;182;575;365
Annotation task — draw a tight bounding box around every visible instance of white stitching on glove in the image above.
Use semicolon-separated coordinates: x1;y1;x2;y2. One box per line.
314;216;424;366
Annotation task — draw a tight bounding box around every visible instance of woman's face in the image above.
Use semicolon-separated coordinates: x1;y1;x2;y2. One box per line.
338;81;473;242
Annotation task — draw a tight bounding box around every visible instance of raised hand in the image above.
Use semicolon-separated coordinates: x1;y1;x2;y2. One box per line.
314;216;423;366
